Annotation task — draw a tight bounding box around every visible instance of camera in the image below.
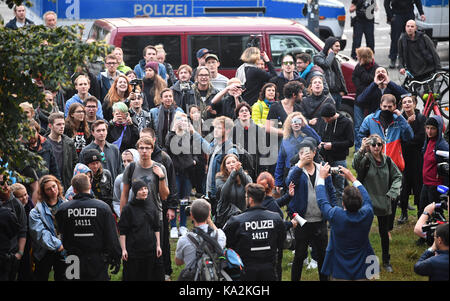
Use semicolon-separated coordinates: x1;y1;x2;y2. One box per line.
185;205;191;217
239;85;246;90
437;162;449;178
129;79;142;93
329;167;342;175
179;81;192;91
421;185;448;246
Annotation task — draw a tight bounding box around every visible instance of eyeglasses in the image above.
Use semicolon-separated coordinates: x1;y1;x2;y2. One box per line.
86;105;97;109
74;110;86;114
106;62;118;66
282;61;294;65
138;146;153;152
371;143;383;147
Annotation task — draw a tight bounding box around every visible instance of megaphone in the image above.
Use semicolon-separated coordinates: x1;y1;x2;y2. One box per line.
293;213;307;227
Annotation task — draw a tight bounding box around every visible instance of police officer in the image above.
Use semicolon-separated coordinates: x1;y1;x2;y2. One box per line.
223;183;288;281
0;173;27;281
0;206;20;281
55;173;121;281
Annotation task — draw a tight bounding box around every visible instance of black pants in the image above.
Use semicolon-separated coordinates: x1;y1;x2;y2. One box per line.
241;263;277;281
388;197;398;232
33;251;67;281
162;209;172;277
123;255;163;281
399;168;422;215
377;215;390;264
419;184;442;216
389;12;415;60
351;19;375;60
291;221;328;281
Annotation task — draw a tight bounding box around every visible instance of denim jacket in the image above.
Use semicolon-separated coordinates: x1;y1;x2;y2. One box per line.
29;198;65;261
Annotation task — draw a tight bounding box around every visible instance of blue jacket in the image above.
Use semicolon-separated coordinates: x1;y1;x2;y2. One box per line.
133;59;167;80
356;81;408;114
274;128;321;187
65;93;103;119
358;109;413;171
285;163;337;217
316;180;375;280
414;249;449;281
28;198;65;261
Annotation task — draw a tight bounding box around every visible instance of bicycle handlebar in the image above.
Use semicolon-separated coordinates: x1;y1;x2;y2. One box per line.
405;71;446;87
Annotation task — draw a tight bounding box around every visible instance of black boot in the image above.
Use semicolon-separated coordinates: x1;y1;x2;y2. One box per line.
397;212;408;224
383;262;393;273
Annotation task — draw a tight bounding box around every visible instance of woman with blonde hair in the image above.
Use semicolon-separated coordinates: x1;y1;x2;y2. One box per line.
65;102;92;153
102;74;132;121
274;111;321;190
352;47;379;150
235;47;277;106
28;175;66;281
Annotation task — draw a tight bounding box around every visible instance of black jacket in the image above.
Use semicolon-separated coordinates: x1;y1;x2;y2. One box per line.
171;80;196;114
4;17;34;29
152;145;179;210
241;62;278;106
106;121;139;154
223;206;285;267
118;197;160;258
55;193;121;270
352;61;379;101
317;114;355;162
0;206;19;255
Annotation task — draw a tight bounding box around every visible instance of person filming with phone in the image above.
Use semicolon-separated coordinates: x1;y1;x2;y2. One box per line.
316;163;377;280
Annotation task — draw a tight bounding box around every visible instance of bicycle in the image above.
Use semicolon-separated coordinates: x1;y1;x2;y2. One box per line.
403;70;449;120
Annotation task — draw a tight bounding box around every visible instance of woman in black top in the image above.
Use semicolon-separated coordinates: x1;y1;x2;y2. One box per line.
64;102;92;154
235;47;277;106
398;94;426;223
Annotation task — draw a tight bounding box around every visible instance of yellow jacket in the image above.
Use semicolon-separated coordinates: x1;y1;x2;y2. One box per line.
252;100;270;127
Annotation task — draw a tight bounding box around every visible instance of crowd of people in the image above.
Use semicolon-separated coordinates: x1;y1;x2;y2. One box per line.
0;5;449;282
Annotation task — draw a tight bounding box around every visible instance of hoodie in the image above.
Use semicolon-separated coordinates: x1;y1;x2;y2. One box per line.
64;163;93;201
422;115;449;186
317;114;354;162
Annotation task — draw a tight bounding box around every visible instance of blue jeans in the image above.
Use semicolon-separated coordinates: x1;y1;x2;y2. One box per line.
331;93;342;111
170;174;192;228
353;105;365;151
330;160;347;208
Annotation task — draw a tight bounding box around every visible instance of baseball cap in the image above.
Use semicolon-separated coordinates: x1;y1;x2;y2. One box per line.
196;48;209;59
205;53;219;62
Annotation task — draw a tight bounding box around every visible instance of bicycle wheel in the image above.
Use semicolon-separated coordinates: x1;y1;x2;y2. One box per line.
438;87;449;119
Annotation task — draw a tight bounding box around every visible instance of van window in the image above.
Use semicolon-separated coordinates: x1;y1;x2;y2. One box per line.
269;35;318;67
88;24;110;42
121;35;182;70
189;35;258;69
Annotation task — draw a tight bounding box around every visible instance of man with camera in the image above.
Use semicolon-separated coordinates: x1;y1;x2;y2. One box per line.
317;103;354;207
172;64;196;114
316;163;377;280
414;220;449;281
175;199;226;268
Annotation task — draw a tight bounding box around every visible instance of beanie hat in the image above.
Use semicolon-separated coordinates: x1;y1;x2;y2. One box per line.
425;117;439;128
131;180;147;196
320;103;336;118
145;61;159;74
196;48;209;59
82;149;102;165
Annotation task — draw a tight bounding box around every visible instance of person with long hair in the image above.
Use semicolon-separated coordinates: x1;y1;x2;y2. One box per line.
142;61;167;110
275;111;321;190
352;47;379;150
28;175;66;281
352;134;402;273
65;102;92;154
398;94;426;224
102;74;132;121
215;154;252;228
235;47;277;106
252;82;278;127
165;112;197;238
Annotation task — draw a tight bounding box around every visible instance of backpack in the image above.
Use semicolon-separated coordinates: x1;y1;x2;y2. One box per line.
177;227;243;281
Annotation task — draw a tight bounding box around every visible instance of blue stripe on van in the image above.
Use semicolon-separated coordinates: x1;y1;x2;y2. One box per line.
423;0;449;6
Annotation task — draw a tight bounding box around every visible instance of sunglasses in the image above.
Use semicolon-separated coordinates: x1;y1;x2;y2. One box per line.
0;178;11;186
282;61;294;65
371;143;383;147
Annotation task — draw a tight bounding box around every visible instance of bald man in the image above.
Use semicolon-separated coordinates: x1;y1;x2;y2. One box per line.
398;20;441;80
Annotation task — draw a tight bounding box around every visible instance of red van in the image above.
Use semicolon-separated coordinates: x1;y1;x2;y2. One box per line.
88;16;356;119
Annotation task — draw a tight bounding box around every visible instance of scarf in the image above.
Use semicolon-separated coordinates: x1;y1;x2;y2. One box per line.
299;62;314;79
263;98;275;108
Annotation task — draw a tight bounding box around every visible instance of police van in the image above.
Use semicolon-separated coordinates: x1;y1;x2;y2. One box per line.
415;0;449;42
26;0;347;44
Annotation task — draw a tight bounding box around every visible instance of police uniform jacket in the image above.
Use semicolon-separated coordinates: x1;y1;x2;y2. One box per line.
223;205;285;266
55;193;121;259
